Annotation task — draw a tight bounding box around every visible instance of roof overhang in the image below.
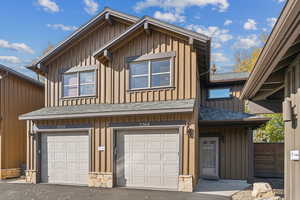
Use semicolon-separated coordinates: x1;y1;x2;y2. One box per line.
27;8;139;75
19;99;195;120
93;16;210;63
241;0;300;101
0;64;44;87
199;117;270;127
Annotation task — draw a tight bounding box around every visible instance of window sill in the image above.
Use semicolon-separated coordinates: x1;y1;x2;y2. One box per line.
60;95;97;100
127;86;175;93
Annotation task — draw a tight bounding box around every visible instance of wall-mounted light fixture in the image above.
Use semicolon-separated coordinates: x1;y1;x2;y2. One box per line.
186;122;194;138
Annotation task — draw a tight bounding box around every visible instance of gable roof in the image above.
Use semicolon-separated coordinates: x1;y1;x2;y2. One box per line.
93;16;210;58
28;8;139;70
241;0;300;100
0;64;43;87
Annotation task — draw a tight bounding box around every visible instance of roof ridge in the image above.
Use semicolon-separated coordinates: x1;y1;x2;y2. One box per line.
29;7;140;68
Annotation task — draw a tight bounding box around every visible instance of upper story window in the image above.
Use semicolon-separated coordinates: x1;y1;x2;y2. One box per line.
62;70;96;98
208;88;231;99
129;59;171;90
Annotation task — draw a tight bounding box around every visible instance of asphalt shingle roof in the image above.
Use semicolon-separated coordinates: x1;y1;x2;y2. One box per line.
199;105;260;121
20;99;195;120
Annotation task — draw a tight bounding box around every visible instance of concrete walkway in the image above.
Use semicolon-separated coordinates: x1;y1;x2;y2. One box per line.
195;179;250;197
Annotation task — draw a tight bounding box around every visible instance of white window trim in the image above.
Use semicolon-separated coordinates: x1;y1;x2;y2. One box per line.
61;70;96;98
129;58;173;90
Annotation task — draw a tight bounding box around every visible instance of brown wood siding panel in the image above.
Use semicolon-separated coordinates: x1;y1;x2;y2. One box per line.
284;57;300;200
0;73;44;170
46;27;197;107
199;127;248;180
200;85;244;112
45;21;130;107
254;143;284;178
27;112;198;180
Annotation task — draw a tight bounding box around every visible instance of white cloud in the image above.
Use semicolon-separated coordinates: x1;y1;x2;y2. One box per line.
212;53;229;63
83;0;99;15
267;17;277;28
233;34;261;49
276;0;285;2
37;0;59;12
154;11;185;23
134;0;229;13
0;39;34;54
0;56;21;64
187;24;233;48
47;24;78;31
224;19;232;26
244;19;257;30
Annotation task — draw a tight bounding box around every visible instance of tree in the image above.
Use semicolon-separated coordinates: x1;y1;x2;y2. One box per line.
234;33;284;143
234;33;268;73
254;114;284;143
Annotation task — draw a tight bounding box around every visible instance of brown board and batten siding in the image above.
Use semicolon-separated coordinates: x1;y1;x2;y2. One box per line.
110;29;198;103
26;112;197;181
0;70;44;175
45;26;198;107
45;20;131;107
284;56;300;200
199;127;249;180
200;84;245;113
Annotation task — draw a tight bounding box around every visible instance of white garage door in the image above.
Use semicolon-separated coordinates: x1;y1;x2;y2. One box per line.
116;129;179;190
41;132;89;185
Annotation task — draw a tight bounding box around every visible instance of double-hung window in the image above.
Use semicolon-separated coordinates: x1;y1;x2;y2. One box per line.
129;59;171;90
62;70;96;98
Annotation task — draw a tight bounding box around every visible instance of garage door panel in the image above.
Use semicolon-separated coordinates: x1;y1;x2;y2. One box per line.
116;129;179;190
41;132;89;185
148;152;161;161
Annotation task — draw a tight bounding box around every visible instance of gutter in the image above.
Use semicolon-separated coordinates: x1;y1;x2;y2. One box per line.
19;107;194;121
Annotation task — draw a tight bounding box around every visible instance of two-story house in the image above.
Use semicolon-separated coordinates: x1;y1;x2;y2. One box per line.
20;8;268;192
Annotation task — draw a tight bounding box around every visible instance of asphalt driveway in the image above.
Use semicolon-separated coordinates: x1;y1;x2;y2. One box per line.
0;183;230;200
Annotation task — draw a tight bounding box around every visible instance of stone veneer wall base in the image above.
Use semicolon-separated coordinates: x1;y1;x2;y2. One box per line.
0;168;21;180
25;170;37;183
88;172;113;188
178;175;193;192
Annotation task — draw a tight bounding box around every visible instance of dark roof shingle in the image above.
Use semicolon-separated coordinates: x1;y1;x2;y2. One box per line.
20;99;195;120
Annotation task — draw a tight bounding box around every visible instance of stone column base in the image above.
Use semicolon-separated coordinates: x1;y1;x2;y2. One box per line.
178;175;193;192
0;168;21;180
88;172;113;188
25;170;37;183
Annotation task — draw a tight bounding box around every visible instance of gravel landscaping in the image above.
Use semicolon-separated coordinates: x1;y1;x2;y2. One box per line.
232;178;284;200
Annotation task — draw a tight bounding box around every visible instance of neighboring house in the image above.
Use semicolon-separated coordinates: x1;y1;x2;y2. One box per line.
241;1;300;200
0;64;44;179
20;8;267;192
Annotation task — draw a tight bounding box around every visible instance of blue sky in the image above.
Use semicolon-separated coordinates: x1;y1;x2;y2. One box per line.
0;0;285;78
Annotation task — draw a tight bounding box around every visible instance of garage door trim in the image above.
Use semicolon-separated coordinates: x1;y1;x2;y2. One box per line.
112;126;184;190
35;127;92;184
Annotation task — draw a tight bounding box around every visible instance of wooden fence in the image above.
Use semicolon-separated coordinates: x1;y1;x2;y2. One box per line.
254;143;284;178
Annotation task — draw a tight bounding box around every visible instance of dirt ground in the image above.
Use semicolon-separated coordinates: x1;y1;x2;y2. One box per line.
232;178;284;200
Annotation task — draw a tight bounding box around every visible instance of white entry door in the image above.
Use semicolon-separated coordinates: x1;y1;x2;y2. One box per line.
199;137;219;179
41;132;89;185
116;129;179;190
